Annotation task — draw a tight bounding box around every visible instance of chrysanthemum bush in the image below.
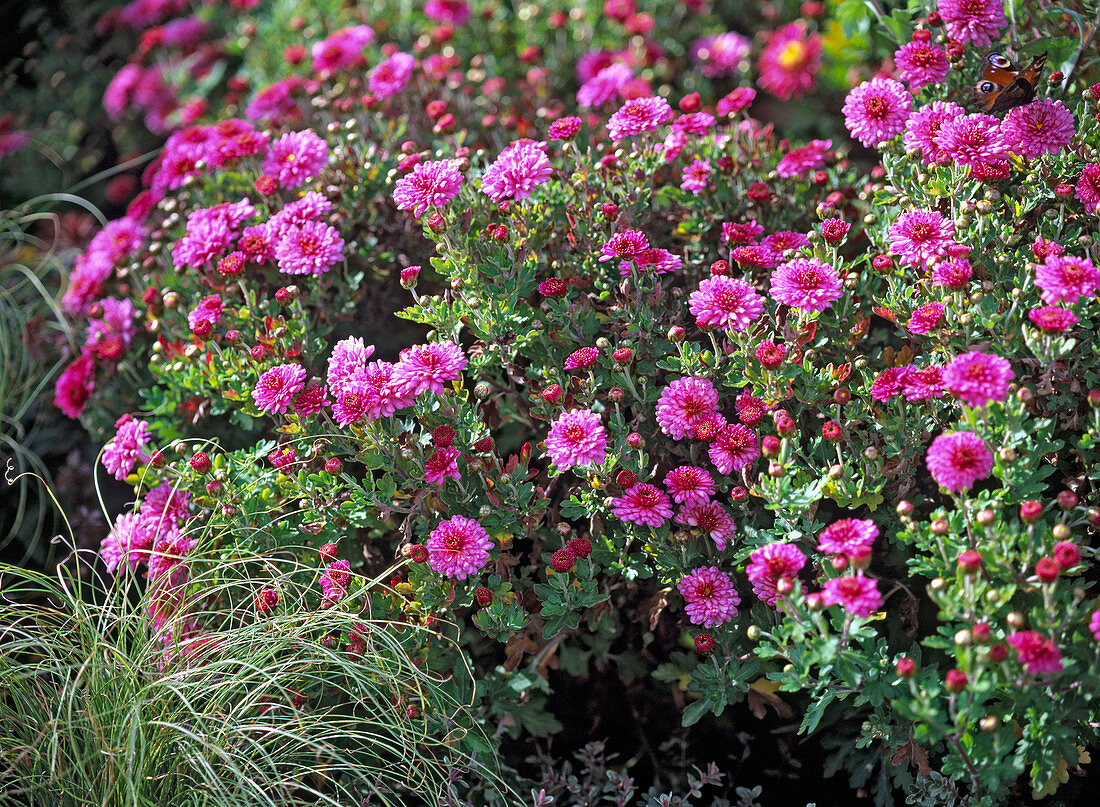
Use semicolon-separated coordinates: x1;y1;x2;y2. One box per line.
43;0;1100;803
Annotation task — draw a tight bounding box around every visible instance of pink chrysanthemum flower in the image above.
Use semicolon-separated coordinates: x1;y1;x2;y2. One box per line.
147;527;196;585
675;502;736;550
332;381;371;427
656;377;719;440
692;32;751;78
274;220;345;275
821;575;882;617
1090;609;1100;641
672;112;717;136
689;276;765;332
894;40;949;90
943;351;1014;407
1028;306;1078;333
926;431;993;493
391;341;468;397
888;208;955;269
723;221;765;244
932;257;972;289
262;130;328;188
606;96;673;141
817;518;878;556
747;542;806;607
716;87;756;116
393;159;463;216
842;77;913;148
369;52;416;99
730;245;780;269
481;140;553;202
757;21;821;100
355;360;416;420
84;297;137;356
680;159;711;193
102;416;151;480
172;201;257;268
901;365;946;401
907;301;945;335
611;483;674;528
770;257;843;312
252;364;308;414
1075;164;1100;208
424;0;470;25
1007;631;1064;675
545;409;608;468
903;101;965;165
100;512;150;573
934;113;1007;167
600;229;649;262
320;559;351;605
664;466;716;507
564;346;600;369
424;446;461;486
734;390;766;427
776;139;831;179
709;424;760;474
188;295;224;330
311;25;374;73
1001;99;1075;158
678;566;740;627
870;366;910;402
427;515;494;579
327;337;375;395
577;62;633;109
939;0;1006;46
548;116;582;139
619;248;682;277
1035;255;1100;305
761;230;810;255
294;384;330;415
1032;237;1064;262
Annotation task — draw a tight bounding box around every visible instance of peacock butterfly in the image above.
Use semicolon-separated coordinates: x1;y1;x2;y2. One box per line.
973;52;1047;114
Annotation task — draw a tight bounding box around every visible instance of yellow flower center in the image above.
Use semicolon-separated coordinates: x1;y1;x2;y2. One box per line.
778;41;806;70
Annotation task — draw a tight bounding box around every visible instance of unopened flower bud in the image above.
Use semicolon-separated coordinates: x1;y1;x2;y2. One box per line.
626;432;644;449
1035;557;1060;583
190;451;212;474
896;657;917;678
693;632;715;653
957;549;982;574
945;669;968;693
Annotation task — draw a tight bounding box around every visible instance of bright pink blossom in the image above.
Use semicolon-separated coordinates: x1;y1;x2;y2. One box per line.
428;516;494;579
678;566;740;627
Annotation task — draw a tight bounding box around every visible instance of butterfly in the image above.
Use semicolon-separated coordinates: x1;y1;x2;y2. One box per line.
973;52;1047;113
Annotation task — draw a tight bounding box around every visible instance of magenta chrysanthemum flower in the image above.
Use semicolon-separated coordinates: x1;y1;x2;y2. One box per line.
734;390;766;426
934;113;1007;168
747;542;806;607
320;559;352;605
901;365;946;401
393;159;463;216
692;32;751;78
102;416;151;480
932;257;972;289
147;527;196;585
770;257;843;312
664;466;715;507
943;351;1014;407
680;159;711;193
938;0;1006;46
689;276;765;332
548;116;581;140
606;96;673;141
369;52;415;99
817;518;878;556
481;140;553;202
926;431;994;493
904;101;965;165
1001;99;1075;158
611;483;674;528
870;366;910;402
675;502;736;550
761;230;810;255
723;221;764;244
1028;305;1078;333
354;360;417;421
252;364;308;414
894;40;949;90
656;377;719;440
327;337;375;394
776;139;831;178
716;87;756;116
545;409;608;468
311;25;374;73
263;130;328;188
274;220;345;275
888;208;955;269
424;446;461;486
391;341;468;397
424;0;469;25
821;575;882;618
1075;164;1100;208
730;245;780;269
678;566;740;627
577;62;632;109
907;302;945;335
1035;255;1100;305
1090;609;1100;641
600;229;649;262
757;21;821;100
564;346;600;369
139;482;191;538
294;384;330;415
842;78;912;148
188;295;224;331
172;200;256;268
1007;631;1064;675
708;424;760;474
427;515;494;579
619;248;681;277
85;297;137;356
100;512;150;573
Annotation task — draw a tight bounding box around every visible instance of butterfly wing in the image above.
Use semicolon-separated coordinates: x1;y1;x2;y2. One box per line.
973;52;1047;113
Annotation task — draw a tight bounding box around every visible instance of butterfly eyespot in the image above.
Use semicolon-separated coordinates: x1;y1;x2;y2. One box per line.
978;81;996;93
989;53;1013;69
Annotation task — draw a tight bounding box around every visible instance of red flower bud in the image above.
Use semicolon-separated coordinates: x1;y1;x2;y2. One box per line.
945;668;968;692
693;632;715;653
190;452;212;474
896;657;917;678
550;548;575;572
567;537;592;558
